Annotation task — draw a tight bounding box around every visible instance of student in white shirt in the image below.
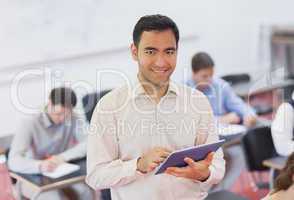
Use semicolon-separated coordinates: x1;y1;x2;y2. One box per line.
271;92;294;156
86;14;225;200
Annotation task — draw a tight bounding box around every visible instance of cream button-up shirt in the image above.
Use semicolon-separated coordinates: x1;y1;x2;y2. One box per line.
86;80;225;200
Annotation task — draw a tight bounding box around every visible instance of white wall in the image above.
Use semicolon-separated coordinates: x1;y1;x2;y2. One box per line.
1;0;294;136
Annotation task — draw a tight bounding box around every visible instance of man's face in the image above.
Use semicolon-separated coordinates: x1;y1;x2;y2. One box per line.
48;103;72;125
131;29;177;87
192;67;214;90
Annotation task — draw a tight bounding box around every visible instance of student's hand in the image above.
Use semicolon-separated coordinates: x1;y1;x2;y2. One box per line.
165;152;214;181
39;160;59;173
218;112;241;124
243;115;257;127
48;155;65;165
137;147;171;173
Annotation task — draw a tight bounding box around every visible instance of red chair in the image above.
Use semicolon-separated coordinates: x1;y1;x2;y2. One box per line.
0;163;15;200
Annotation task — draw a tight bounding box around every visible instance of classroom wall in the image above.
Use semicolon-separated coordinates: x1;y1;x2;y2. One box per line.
1;0;294;136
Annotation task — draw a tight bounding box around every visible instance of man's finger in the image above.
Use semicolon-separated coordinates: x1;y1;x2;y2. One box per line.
154;157;165;164
204;152;214;165
159;151;171;158
165;167;186;174
184;157;196;167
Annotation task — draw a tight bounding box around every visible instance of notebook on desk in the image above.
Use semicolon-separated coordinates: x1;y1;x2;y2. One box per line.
155;140;225;175
42;163;80;179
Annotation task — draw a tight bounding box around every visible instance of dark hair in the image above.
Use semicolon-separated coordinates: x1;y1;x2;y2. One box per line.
191;52;215;73
272;152;294;194
49;87;77;108
133;14;179;48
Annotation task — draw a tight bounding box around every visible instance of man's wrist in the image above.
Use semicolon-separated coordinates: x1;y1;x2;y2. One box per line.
198;169;211;182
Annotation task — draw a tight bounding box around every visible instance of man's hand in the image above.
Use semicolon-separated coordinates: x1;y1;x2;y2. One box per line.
243;115;257;127
219;112;241;124
165;152;214;181
137;147;171;173
39;155;65;173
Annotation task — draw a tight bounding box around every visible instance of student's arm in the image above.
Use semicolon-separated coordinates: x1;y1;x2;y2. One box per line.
57;118;87;162
271;103;294;156
86;95;143;190
8;120;42;174
222;81;256;121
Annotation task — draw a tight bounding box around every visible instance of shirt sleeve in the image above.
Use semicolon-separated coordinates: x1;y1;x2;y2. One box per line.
86;94;143;190
58;117;87;161
271;103;294;156
222;81;256;118
193;91;226;190
8;120;42;174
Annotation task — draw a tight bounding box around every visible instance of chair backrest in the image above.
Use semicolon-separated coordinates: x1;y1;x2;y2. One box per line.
82;90;111;122
221;73;250;85
0;163;15;200
241;126;278;171
205;190;248;200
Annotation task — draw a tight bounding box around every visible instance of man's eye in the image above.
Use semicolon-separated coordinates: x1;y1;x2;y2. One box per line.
144;50;154;55
166;50;175;55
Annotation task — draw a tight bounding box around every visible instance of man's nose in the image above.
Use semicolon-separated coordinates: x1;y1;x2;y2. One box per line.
154;55;167;67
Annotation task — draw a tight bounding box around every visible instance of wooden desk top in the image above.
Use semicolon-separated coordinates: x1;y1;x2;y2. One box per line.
10;159;86;192
263;156;287;170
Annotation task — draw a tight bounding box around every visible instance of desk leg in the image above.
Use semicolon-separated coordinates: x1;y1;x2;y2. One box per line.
269;168;275;190
31;191;40;200
15;181;22;200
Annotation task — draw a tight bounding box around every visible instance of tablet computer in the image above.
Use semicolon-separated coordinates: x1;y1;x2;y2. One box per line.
155;139;225;175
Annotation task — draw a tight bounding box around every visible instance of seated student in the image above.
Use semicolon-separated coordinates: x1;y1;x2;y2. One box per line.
8;87;92;200
271;93;294;156
262;152;294;200
186;52;257;127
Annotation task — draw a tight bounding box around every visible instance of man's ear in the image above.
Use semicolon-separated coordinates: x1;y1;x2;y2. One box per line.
130;43;138;61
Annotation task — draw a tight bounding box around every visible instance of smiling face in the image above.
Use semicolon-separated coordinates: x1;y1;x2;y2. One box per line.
131;29;177;87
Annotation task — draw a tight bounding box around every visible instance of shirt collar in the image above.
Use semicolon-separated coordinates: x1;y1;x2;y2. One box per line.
132;76;179;98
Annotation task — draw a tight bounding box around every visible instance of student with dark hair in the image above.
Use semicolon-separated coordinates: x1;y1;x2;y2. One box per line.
86;14;225;200
186;52;257;127
8;87;92;200
262;152;294;200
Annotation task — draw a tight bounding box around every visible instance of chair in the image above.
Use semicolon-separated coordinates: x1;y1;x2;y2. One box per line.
82;90;111;122
241;126;278;190
205;190;248;200
82;90;112;200
0;163;15;200
221;73;250;85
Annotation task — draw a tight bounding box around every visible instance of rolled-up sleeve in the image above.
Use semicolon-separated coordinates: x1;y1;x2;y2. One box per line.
271;103;294;156
86;95;143;190
8;120;42;174
223;82;256;118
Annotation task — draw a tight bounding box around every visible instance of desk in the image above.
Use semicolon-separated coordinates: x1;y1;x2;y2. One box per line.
232;79;294;98
10;159;89;200
263;156;287;170
263;156;287;189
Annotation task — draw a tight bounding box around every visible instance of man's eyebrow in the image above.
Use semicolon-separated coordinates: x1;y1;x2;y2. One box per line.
165;47;176;51
144;47;158;51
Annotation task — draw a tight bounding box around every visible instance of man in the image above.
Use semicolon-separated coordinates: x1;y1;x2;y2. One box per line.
86;14;225;200
8;87;91;200
186;52;257;127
